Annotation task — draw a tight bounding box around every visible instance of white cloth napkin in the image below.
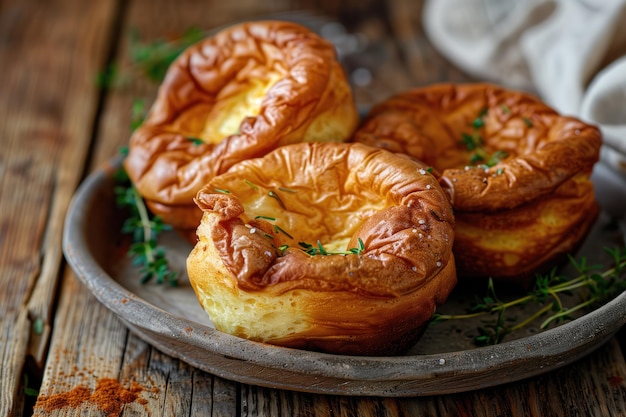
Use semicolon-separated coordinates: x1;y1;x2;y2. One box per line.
422;0;626;219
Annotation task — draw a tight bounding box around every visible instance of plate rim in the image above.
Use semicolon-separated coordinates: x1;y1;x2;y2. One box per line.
62;157;626;396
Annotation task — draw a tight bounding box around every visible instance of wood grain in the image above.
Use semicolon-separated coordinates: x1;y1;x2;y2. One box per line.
0;0;117;415
2;0;625;415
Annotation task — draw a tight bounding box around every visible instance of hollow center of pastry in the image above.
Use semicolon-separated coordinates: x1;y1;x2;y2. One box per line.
200;71;284;143
234;181;390;252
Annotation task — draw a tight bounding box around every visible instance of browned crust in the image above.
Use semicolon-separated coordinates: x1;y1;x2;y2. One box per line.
352;83;602;281
187;142;457;355
265;258;457;356
124;21;359;230
453;176;600;284
193;142;455;295
353;83;601;211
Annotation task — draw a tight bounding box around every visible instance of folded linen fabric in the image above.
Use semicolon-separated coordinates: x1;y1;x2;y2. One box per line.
423;0;626;219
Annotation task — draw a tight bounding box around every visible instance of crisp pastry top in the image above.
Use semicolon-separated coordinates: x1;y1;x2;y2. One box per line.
124;20;359;230
353;83;602;212
190;142;456;297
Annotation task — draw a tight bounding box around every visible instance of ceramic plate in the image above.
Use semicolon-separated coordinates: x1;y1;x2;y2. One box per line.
63;157;626;397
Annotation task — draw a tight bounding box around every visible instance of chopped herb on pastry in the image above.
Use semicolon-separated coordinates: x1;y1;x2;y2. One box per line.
124;21;359;234
353;83;602;285
186;142;457;355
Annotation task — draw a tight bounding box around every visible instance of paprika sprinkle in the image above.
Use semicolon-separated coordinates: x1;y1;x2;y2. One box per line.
35;377;148;417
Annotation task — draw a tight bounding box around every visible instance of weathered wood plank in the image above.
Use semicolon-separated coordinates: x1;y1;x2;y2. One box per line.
0;0;118;415
26;0;626;416
33;271;130;416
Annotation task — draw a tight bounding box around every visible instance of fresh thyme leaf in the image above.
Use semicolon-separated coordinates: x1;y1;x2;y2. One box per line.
461;132;481;151
214;188;231;194
33;317;44;336
115;155;178;286
96;27;205;92
130;99;147;131
317;240;328;255
268;190;286;209
472;117;485;129
461;109;509;168
96;63;119;89
255;215;276;221
469;152;485;165
523;117;534;127
485;150;508;167
119;146;129;157
273;224;293;239
434;247;626;345
187;137;204;145
500;104;511;114
245;179;259;190
129;27;205;83
23;374;39;397
297;238;365;256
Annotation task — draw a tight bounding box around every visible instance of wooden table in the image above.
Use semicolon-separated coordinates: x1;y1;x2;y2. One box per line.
2;0;625;415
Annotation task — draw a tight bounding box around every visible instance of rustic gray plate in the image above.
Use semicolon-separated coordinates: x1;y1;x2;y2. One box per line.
63;157;626;397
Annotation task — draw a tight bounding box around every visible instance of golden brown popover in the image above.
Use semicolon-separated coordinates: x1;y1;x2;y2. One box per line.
353;83;602;284
124;21;359;233
186;142;457;355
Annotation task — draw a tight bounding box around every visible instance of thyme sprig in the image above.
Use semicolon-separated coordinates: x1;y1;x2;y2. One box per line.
432;247;626;345
114;154;178;286
103;28;197;286
98;27;205;88
130;27;205;82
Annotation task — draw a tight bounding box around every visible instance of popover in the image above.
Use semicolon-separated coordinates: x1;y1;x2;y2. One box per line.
186;142;457;355
353;83;601;284
124;21;359;233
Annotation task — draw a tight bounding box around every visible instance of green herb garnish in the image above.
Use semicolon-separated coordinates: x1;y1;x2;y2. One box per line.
255;215;276;221
268;190;286;209
33;318;44;336
115;170;178;286
23;373;39;397
187;137;204;145
296;238;366;256
432;247;626;345
461;132;482;151
273;224;294;239
130;99;147;132
461;109;508;168
245;179;259;190
129;27;205;83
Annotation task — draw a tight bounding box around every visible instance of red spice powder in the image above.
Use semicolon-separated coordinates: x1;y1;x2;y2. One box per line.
36;377;147;417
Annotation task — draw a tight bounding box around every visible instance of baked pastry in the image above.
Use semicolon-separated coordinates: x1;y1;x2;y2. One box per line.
353;83;602;285
186;142;457;355
124;21;359;233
